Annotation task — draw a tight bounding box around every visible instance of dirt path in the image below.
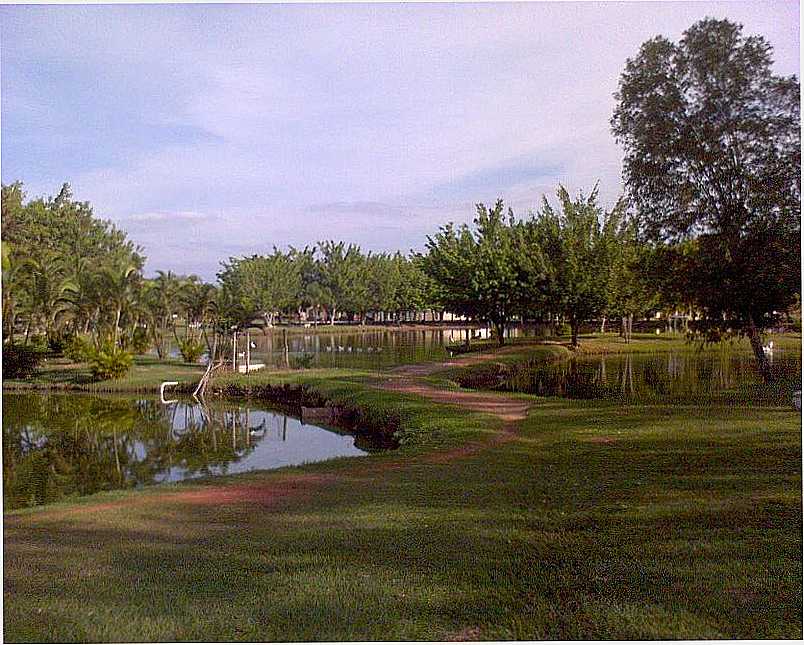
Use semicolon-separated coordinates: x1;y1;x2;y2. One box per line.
381;348;534;421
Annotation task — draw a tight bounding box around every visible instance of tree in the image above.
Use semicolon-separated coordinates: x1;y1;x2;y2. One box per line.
529;186;621;347
605;218;658;342
611;18;800;372
316;241;367;325
99;253;141;347
217;250;300;329
423;200;537;345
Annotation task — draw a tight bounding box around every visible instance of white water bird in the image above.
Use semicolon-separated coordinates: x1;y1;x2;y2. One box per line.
762;340;774;355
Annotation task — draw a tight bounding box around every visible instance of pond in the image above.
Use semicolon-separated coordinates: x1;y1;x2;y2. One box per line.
3;393;383;510
485;347;802;404
157;325;534;370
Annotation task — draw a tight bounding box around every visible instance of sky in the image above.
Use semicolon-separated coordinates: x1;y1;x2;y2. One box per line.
1;0;799;280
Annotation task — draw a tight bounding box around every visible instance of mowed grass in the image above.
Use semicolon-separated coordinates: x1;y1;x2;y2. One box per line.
3;355;205;392
4;372;801;641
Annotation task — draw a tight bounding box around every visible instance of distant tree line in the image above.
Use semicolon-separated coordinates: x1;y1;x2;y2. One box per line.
1;18;799;377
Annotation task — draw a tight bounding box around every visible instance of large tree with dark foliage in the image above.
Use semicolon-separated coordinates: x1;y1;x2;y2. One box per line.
611;18;800;373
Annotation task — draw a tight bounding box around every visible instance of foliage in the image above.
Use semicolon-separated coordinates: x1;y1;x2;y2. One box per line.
422;200;543;344
528;186;623;346
126;327;152;355
86;341;134;381
611;17;800;366
2;343;44;379
177;337;206;364
1;182;145;349
290;352;315;369
64;335;93;363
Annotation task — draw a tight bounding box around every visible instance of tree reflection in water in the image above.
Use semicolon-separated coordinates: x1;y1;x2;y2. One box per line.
502;350;800;403
3;394;369;509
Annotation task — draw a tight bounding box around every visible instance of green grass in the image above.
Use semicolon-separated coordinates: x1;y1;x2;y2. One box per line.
4;363;802;640
2;355;205;392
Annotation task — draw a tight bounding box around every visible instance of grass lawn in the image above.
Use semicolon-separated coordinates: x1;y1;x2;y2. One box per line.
2;355;205;392
4;348;801;640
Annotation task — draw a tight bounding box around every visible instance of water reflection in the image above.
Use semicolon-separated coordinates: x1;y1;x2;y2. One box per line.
3;394;374;510
500;350;802;402
155;326;532;369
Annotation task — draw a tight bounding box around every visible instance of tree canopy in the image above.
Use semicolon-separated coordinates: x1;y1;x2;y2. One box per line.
611;17;800;367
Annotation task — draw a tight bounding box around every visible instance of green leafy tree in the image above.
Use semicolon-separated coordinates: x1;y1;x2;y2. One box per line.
605;218;658;342
423;200;537;345
316;241;367;325
529;186;621;347
611;18;800;372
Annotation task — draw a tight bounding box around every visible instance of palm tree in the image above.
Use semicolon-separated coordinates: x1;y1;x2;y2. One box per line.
26;251;77;344
2;244;33;343
99;254;141;347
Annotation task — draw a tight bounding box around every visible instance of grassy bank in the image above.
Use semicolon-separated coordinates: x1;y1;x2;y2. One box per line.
2;355;205;392
4;354;802;640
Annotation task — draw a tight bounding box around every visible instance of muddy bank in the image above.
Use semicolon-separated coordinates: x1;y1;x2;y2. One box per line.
179;380;400;448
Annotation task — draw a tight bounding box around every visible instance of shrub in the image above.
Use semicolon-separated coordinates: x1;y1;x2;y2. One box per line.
556;323;572;337
290;352;315;369
86;342;133;381
2;343;44;379
47;333;69;354
64;335;93;363
128;327;151;355
178;338;206;363
27;334;49;353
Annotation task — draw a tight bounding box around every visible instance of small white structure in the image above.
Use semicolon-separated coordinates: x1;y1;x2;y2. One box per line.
237;362;265;374
160;381;179;404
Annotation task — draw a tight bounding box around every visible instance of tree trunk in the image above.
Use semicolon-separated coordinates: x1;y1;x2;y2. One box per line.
152;326;164;359
331;305;337;326
570;318;579;348
746;315;771;380
493;320;506;346
628;313;634;343
113;306;122;347
600;317;606;334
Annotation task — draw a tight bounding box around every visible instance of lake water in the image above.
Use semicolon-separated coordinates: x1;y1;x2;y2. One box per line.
2;393;379;510
160;325;533;369
488;348;802;403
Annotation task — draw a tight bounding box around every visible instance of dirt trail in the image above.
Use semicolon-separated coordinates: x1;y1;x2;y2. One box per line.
381;347;534;421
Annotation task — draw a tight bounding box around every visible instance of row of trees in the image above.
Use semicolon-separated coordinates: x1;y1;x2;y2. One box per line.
217;243;436;329
1;19;798;377
1;183;222;369
422;187;655;347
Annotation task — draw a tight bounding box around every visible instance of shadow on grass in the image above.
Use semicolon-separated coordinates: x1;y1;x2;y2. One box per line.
4;400;801;641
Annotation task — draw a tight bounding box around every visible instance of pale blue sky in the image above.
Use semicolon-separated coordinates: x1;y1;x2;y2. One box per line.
1;1;799;279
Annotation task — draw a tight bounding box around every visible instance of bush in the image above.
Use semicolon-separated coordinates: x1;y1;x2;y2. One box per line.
86;342;133;381
2;343;44;379
556;323;572;337
178;338;206;363
128;327;151;355
64;335;93;363
47;333;69;354
290;352;315;369
27;334;49;353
